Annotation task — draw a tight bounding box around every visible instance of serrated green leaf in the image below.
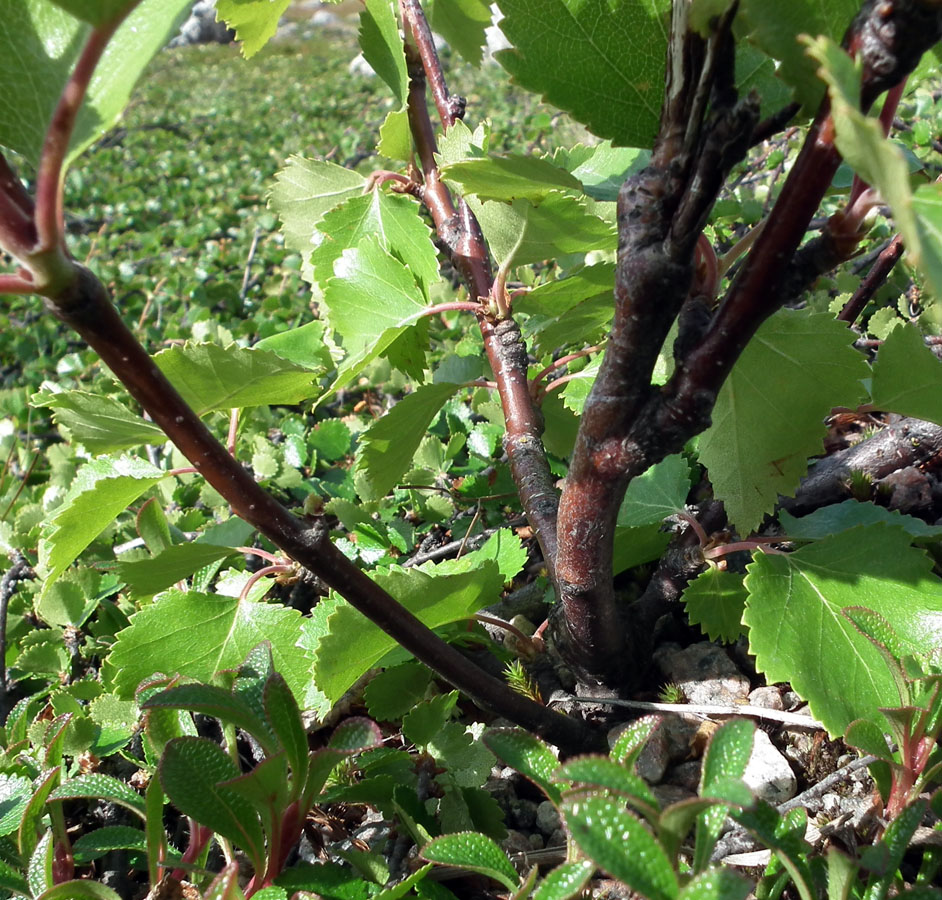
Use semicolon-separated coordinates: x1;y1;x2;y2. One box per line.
494;0;669;148
28;829;53;898
517;262;614;318
115;542;237;597
484;728;562;805
533;860;594;900
0;0;191;167
699;308;869;532
429;0;491;65
468;193;615;269
37;454;163;598
355;383;462;501
363;662;433;721
422;832;519;891
617;454;691;527
739;0;859;110
683;568;748;644
441;155;583;203
377;106;413;161
610;715;660;768
429;722;494;788
563;793;678;900
780;500;942;541
49;774;146;819
806;37;942;300
415;529;527;583
108;589;308;702
322;237;430;394
0;774;31;836
556;142;649;202
255;320;332;372
870;323;942;424
31;390;166;452
301;562;500;715
154;342;318;415
269;156;367;257
310;190;440;295
160;737;265;871
555;756;657;814
216;0;290;58
402;693;459;748
744;524;942;736
359;0;409;104
264;673;309;784
329;717;384;752
844;719;893;761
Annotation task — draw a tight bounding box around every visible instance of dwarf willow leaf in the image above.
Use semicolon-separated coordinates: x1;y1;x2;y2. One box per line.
744;524;942;736
0;0;190;166
108;590;308;702
154;342;319;415
49;774;146;819
484;728;563;805
216;0;291;58
38;455;164;600
494;0;669;149
699;308;869;533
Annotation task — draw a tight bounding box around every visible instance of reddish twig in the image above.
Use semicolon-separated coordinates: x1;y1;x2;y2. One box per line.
839;233;905;324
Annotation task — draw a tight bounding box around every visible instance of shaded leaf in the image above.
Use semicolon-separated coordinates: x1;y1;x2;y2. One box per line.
780;500;942;541
484;728;562;805
683;568;748;644
430;0;491;66
617;454;691;527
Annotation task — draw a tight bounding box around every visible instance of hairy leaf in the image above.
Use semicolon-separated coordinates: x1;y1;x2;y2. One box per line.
422;832;519;891
533;860;594;900
108;589;308;702
38;455;163;599
699;309;868;532
744;524;942;736
484;728;562;805
154;342;319;415
494;0;669;148
49;774;146;819
683;568;748;644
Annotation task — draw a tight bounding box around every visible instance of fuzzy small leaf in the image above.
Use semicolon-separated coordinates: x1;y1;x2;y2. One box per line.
215;0;290;57
683;568;748;644
0;774;31;836
108;589;308;702
49;774;146;819
329;717;384;752
555;756;657;813
484;728;562;805
355;383;462;501
699;309;869;532
160;737;265;868
564;793;678;900
32;390;165;452
677;869;751;900
533;860;594;900
154;342;318;415
744;524;942;736
422;832;519;891
72;825;147;861
35;881;124;900
38;455;163;598
610;716;660;768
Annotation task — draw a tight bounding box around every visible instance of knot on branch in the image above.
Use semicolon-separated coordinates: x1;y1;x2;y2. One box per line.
853;0;942;102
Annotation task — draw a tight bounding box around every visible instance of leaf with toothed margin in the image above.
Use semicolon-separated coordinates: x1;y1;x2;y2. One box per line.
215;0;291;58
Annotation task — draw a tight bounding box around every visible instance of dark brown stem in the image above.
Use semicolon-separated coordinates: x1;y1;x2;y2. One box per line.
399;4;561;575
43;266;598;752
554;2;756;684
838;233;905;324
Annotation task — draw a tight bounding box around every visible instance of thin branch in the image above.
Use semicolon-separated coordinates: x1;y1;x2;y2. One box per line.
399;3;561;577
838;232;904;324
35;18;127;251
0;153;37;258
